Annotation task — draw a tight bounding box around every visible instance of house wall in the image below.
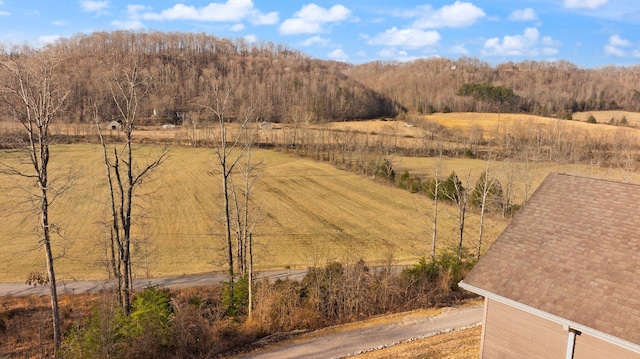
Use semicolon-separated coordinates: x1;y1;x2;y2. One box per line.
481;299;566;358
573;332;640;359
481;299;640;359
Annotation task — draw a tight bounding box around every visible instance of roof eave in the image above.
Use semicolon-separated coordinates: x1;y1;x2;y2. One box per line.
459;280;640;354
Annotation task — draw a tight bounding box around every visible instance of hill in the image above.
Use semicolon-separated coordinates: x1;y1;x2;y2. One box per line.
1;31;394;125
345;58;640;117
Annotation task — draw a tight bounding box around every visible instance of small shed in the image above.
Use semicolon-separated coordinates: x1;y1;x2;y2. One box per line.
460;173;640;358
106;120;122;130
259;121;273;130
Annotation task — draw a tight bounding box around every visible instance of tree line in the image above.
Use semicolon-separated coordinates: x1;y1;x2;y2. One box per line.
4;30;393;125
345;57;640;117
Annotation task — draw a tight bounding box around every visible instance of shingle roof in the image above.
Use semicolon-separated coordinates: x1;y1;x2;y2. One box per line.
462;172;640;345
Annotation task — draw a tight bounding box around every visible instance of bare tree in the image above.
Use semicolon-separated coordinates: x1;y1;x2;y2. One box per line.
96;59;167;314
444;171;471;262
204;81;258;308
0;46;68;352
426;150;444;261
230;148;262;316
470;161;504;260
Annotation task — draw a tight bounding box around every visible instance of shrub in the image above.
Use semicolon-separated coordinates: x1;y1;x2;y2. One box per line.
402;250;476;294
123;286;173;343
60;287;174;358
222;274;250;317
372;158;395;183
586;115;597;124
470;172;504;213
397;170;422;193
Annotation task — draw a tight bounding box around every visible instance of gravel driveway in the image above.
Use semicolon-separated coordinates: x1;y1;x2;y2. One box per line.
237;305;483;359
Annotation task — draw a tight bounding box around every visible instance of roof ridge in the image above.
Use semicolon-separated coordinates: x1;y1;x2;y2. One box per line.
551;171;640;187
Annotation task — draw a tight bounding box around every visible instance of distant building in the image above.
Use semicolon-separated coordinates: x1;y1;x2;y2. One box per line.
460;173;640;358
260;121;273;130
106;120;122;130
162;124;176;130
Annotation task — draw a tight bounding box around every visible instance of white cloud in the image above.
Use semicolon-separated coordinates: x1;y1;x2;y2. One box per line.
112;5;147;30
328;49;349;61
230;23;245;31
250;11;278;25
142;1;253;22
609;34;632;47
112;19;145;30
449;43;469;55
51;20;67;26
369;27;441;49
279;4;351;35
38;35;61;46
0;10;9;16
563;0;611;9
300;36;330;47
80;0;109;13
604;35;633;57
482;27;560;57
141;0;276;25
295;3;350;23
605;44;627;57
244;34;257;43
508;8;537;21
280;18;322;35
397;1;485;29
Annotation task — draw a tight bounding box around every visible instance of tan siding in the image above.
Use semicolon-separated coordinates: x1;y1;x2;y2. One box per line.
481;299;566;358
573;332;640;359
478;297;488;358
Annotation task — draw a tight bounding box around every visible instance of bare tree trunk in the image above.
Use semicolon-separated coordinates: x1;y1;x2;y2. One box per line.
0;47;68;353
429;152;443;261
248;232;254;316
41;170;62;353
455;172;471;263
96;59;166;314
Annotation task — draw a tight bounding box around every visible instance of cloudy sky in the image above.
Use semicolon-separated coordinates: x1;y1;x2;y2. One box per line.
1;0;640;67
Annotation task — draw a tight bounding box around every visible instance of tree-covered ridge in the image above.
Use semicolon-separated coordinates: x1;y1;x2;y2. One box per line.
345;57;640;116
4;31;395;124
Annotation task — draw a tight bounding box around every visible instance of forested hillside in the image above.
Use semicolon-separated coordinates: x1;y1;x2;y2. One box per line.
345;57;640;117
5;31;394;124
4;30;640;124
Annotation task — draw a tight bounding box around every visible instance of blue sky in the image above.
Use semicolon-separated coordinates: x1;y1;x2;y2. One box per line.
1;0;640;68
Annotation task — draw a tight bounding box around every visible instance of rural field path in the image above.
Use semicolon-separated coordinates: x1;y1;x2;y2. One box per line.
0;270;308;297
236;305;483;359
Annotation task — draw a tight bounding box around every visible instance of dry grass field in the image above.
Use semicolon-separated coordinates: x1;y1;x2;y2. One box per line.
572;110;640;126
3;110;640;282
0;144;511;282
353;326;481;359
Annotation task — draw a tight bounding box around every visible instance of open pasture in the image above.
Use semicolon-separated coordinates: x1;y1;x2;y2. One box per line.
572;110;640;126
423;111;640;138
0;145;509;282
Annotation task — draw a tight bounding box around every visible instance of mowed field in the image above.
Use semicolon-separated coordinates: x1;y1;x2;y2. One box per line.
0;144;511;282
3;110;639;283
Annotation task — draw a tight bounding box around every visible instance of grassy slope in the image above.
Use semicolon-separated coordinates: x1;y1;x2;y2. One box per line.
0;145;509;282
353;326;481;359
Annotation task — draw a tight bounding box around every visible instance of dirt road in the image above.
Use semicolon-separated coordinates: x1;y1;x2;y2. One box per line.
237;305;483;359
0;270;308;297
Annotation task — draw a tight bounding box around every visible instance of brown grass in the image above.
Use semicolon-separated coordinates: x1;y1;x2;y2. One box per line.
0;144;510;282
424;111;640;138
353;325;482;359
573;110;640;126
